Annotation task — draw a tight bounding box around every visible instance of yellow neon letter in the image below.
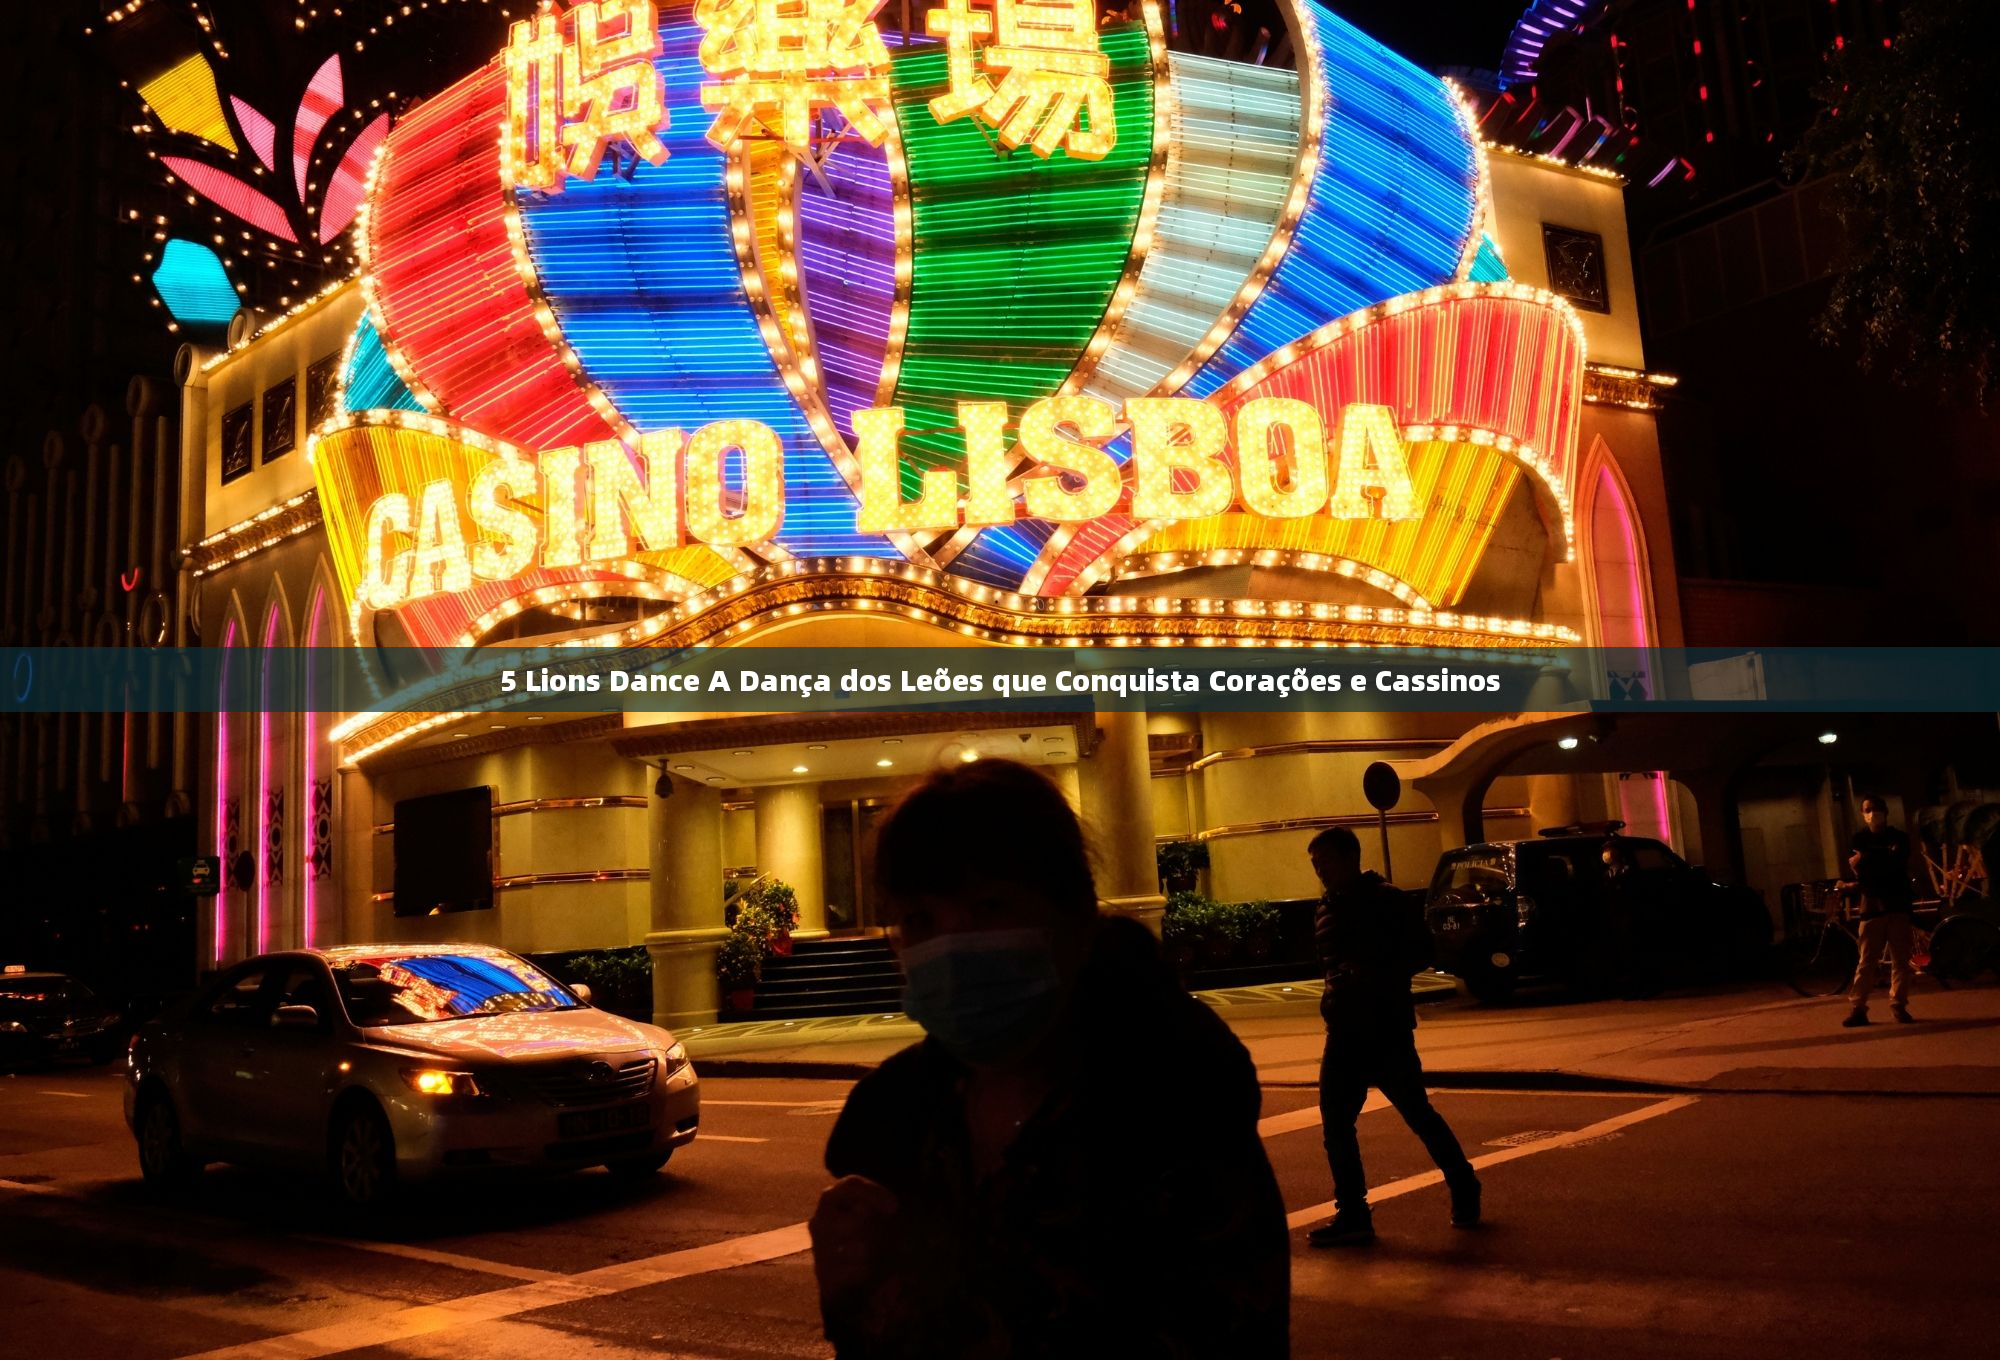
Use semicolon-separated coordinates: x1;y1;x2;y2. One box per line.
854;406;958;534
1128;398;1232;521
361;493;414;610
1328;403;1420;521
589;431;684;560
958;401;1015;527
468;459;543;583
1233;398;1329;520
408;479;474;602
685;418;784;547
540;446;587;568
1019;396;1120;523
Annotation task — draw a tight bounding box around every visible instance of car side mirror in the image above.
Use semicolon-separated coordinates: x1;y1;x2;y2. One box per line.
570;983;594;1006
272;1004;319;1030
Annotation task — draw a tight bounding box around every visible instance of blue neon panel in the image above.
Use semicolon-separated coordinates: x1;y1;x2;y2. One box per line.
514;15;898;560
152;239;239;327
1180;0;1482;399
343;313;424;413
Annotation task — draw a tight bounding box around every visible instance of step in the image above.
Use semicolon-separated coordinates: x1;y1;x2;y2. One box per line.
787;938;894;956
730;997;910;1021
755;975;904;998
760;959;902;980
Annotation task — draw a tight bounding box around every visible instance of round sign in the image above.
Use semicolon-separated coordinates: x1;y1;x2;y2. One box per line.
1490;952;1513;970
1361;761;1401;812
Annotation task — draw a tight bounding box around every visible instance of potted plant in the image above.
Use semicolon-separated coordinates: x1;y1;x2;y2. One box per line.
743;880;800;955
1238;899;1280;962
716;930;764;1013
1157;839;1209;895
1161;890;1218;974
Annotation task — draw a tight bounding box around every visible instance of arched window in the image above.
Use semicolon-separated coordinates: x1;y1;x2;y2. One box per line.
214;615;248;964
259;595;296;953
302;585;336;948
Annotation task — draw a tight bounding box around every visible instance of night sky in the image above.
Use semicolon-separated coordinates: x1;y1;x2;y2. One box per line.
1333;0;1532;73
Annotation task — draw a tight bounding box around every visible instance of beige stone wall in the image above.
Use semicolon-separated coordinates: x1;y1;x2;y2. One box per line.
1484;151;1646;370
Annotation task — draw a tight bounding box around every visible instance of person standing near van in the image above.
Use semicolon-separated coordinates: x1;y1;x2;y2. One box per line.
1844;794;1917;1027
1305;826;1479;1246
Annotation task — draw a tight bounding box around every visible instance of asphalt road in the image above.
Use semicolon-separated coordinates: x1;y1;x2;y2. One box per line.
2;1061;1996;1359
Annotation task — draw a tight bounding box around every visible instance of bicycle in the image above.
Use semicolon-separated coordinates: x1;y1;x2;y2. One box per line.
1781;881;1945;999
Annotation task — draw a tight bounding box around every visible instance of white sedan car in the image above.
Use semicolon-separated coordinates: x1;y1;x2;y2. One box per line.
125;944;699;1206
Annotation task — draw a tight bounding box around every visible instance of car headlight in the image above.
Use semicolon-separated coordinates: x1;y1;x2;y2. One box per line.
400;1068;481;1097
0;1020;26;1034
657;1041;689;1077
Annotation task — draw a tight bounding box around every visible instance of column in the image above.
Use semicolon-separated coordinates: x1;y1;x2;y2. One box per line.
753;780;827;938
1080;705;1166;934
645;771;729;1028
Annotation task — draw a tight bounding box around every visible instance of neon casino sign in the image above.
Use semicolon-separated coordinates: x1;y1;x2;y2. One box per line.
311;0;1588;647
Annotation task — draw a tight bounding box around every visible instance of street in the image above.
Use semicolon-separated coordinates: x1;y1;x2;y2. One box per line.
4;1059;1996;1358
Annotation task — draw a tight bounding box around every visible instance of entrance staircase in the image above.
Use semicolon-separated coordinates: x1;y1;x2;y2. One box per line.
745;936;903;1020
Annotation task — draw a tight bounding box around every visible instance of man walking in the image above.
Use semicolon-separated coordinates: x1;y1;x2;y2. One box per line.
1844;794;1917;1027
1306;827;1479;1247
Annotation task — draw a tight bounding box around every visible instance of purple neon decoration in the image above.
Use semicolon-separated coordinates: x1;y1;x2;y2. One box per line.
1501;1;1609;87
795;133;897;441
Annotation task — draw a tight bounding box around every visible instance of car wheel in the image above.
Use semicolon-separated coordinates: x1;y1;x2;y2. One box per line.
606;1149;673;1179
331;1101;397;1208
136;1092;198;1187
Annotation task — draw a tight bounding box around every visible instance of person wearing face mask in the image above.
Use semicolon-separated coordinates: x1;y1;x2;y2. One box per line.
1842;794;1917;1027
809;759;1290;1358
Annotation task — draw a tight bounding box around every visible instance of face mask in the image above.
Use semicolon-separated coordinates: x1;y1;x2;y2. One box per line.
898;928;1066;1067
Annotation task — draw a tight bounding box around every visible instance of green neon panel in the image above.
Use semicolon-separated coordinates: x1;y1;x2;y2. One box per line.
887;26;1156;493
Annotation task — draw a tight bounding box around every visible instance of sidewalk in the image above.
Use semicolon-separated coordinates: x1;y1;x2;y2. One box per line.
681;974;2000;1096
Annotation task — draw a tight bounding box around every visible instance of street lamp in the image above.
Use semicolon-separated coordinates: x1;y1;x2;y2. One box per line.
1818;731;1839;745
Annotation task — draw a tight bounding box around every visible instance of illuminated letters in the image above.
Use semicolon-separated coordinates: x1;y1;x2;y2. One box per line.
589;430;684;559
505;0;671;193
695;0;892;158
854;407;957;534
958;401;1016;527
540;446;588;568
1327;402;1420;521
361;493;414;611
685;419;785;546
409;480;474;598
926;0;1115;160
1020;396;1121;522
468;458;542;581
1234;398;1328;520
1128;398;1232;521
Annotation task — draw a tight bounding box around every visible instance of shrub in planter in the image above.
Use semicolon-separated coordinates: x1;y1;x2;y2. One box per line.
1156;840;1210;894
716;931;765;1012
1162;891;1226;968
736;880;800;953
1237;900;1280;961
538;946;653;1022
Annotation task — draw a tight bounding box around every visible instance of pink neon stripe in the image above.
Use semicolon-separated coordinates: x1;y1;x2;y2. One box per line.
215;621;237;963
162;156;299;242
303;596;325;949
318;112;389;243
293;55;345;203
259;609;279;955
231;95;277;170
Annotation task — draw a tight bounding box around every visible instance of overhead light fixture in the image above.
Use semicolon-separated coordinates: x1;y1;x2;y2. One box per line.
490;724;506;731
1818;731;1839;745
672;763;694;772
807;744;827;751
876;758;893;768
882;738;902;746
792;764;809;774
1558;736;1579;751
705;776;723;784
959;749;979;764
526;714;544;721
733;749;755;756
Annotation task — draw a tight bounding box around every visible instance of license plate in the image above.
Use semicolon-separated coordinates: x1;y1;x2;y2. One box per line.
558;1102;651;1139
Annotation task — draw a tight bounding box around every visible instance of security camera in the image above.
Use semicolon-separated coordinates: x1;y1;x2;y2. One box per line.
1019;732;1033;743
654;771;674;799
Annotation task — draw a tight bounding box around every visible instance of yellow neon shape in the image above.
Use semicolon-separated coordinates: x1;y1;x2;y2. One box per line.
1233;398;1329;520
1128;398;1232;521
1020;396;1120;523
468;459;542;583
362;493;413;611
959;401;1016;527
138;55;238;153
589;431;685;560
409;480;474;601
685;419;785;547
540;447;588;568
854;407;957;534
1328;403;1420;522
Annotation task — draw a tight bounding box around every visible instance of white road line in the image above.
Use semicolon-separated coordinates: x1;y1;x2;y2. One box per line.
174;1222;814;1360
36;1089;90;1098
1257;1092;1387;1139
292;1234;564;1283
1284;1094;1700;1229
702;1099;844;1108
695;1133;769;1143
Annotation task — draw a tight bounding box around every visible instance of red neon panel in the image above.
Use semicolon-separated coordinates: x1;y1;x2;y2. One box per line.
293;55;344;202
162;156;298;242
231;95;277;171
319;112;389;243
1035;290;1586;595
364;61;621;450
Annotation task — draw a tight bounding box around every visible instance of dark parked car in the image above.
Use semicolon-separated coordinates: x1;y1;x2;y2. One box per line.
0;967;126;1065
1424;826;1771;1002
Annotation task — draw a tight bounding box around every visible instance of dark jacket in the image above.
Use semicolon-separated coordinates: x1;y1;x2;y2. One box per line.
1315;871;1432;1036
822;916;1290;1359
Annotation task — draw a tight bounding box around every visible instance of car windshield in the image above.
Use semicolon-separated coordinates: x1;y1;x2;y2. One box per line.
328;952;578;1027
1434;856;1509;897
0;978;64;1008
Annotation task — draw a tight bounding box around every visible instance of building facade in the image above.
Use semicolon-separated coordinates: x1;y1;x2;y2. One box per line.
180;0;1699;1024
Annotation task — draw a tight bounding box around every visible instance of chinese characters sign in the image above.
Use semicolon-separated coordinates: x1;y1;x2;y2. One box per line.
928;0;1116;160
694;0;893;158
505;0;672;193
